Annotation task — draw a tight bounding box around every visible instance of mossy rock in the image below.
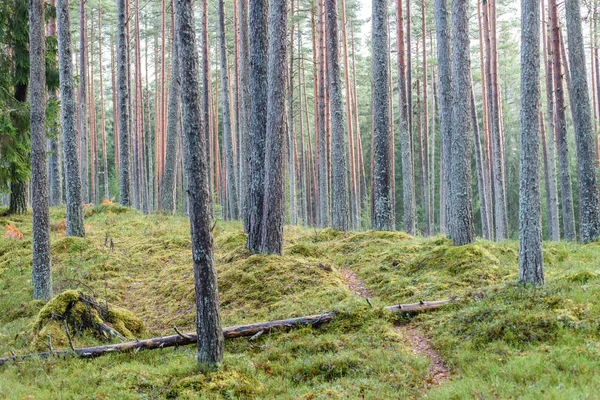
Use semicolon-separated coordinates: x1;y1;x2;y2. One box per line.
34;290;145;342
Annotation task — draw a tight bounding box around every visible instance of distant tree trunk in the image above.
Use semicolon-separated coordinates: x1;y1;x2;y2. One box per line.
325;0;350;231
470;81;490;239
174;0;224;367
47;6;62;207
541;1;560;241
421;0;432;236
160;36;180;214
238;0;251;231
201;0;213;218
260;0;288;254
435;0;452;235
117;0;131;206
396;0;416;235
218;0;239;220
79;0;88;203
98;9;109;201
317;0;330;228
111;41;120;175
549;0;576;240
247;0;269;252
519;0;544;284
406;0;413;185
449;0;474;246
565;0;600;243
288;0;298;226
30;0;52;300
88;12;98;205
57;0;86;237
372;0;393;231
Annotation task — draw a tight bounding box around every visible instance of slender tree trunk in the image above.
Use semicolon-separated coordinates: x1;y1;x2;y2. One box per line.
449;0;474;246
421;0;432;236
541;0;560;241
471;81;490;239
435;0;452;235
260;0;289;254
325;0;350;231
519;0;544;284
247;0;269;252
57;0;85;237
565;0;600;242
117;0;131;206
174;0;224;367
88;12;98;205
317;0;330;228
201;0;213;218
30;0;52;300
549;0;576;240
111;41;120;175
79;0;88;203
98;9;109;201
160;35;181;214
46;4;62;207
238;0;251;231
288;0;298;226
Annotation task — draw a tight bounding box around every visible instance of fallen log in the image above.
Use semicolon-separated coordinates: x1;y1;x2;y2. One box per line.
0;298;453;366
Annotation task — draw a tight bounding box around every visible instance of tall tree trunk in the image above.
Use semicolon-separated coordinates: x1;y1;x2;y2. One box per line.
372;0;393;231
160;34;181;214
201;0;213;218
549;0;576;240
471;81;490;239
288;0;298;226
396;0;416;235
117;0;131;206
325;0;350;231
30;0;52;300
435;0;452;235
260;0;289;254
519;0;544;284
174;0;224;367
79;0;88;203
218;0;239;220
88;12;98;205
98;9;109;201
239;0;251;231
46;4;62;207
247;0;269;252
57;0;85;237
565;0;600;242
541;0;560;241
317;0;330;228
449;0;474;246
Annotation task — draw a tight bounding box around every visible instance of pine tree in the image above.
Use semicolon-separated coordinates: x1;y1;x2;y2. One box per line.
519;0;544;284
117;0;131;206
174;0;224;367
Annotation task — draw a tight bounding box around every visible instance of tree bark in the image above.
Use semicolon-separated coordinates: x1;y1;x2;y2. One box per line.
435;0;452;236
247;0;269;252
518;0;544;285
565;0;600;243
56;0;86;237
449;0;474;246
30;0;52;300
174;0;224;367
79;0;88;204
117;0;131;206
326;0;350;231
239;0;251;232
260;0;289;254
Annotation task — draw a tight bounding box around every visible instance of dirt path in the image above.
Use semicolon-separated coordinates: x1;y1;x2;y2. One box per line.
337;266;449;386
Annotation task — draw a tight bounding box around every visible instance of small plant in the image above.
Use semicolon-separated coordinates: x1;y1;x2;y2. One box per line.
4;224;23;240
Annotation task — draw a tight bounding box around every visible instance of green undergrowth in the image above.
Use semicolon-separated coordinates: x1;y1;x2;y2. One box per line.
1;206;600;398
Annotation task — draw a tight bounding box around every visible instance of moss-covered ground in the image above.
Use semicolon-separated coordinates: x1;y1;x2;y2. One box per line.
1;206;599;398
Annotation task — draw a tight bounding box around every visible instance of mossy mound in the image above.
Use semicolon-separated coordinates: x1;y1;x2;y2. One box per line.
33;290;145;349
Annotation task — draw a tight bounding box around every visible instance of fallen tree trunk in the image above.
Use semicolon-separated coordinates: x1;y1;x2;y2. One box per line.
0;299;453;366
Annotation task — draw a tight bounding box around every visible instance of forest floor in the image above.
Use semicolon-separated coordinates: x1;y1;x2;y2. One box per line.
1;204;600;399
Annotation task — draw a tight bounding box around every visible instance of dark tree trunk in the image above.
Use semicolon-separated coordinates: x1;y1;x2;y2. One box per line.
372;0;393;231
565;0;600;242
174;0;224;367
9;181;27;214
260;0;288;254
247;0;269;252
79;0;88;204
519;0;544;284
29;0;52;300
239;0;251;232
449;0;474;246
56;0;85;237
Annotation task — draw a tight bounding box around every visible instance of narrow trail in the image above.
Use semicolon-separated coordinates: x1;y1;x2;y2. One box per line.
337;266;450;386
